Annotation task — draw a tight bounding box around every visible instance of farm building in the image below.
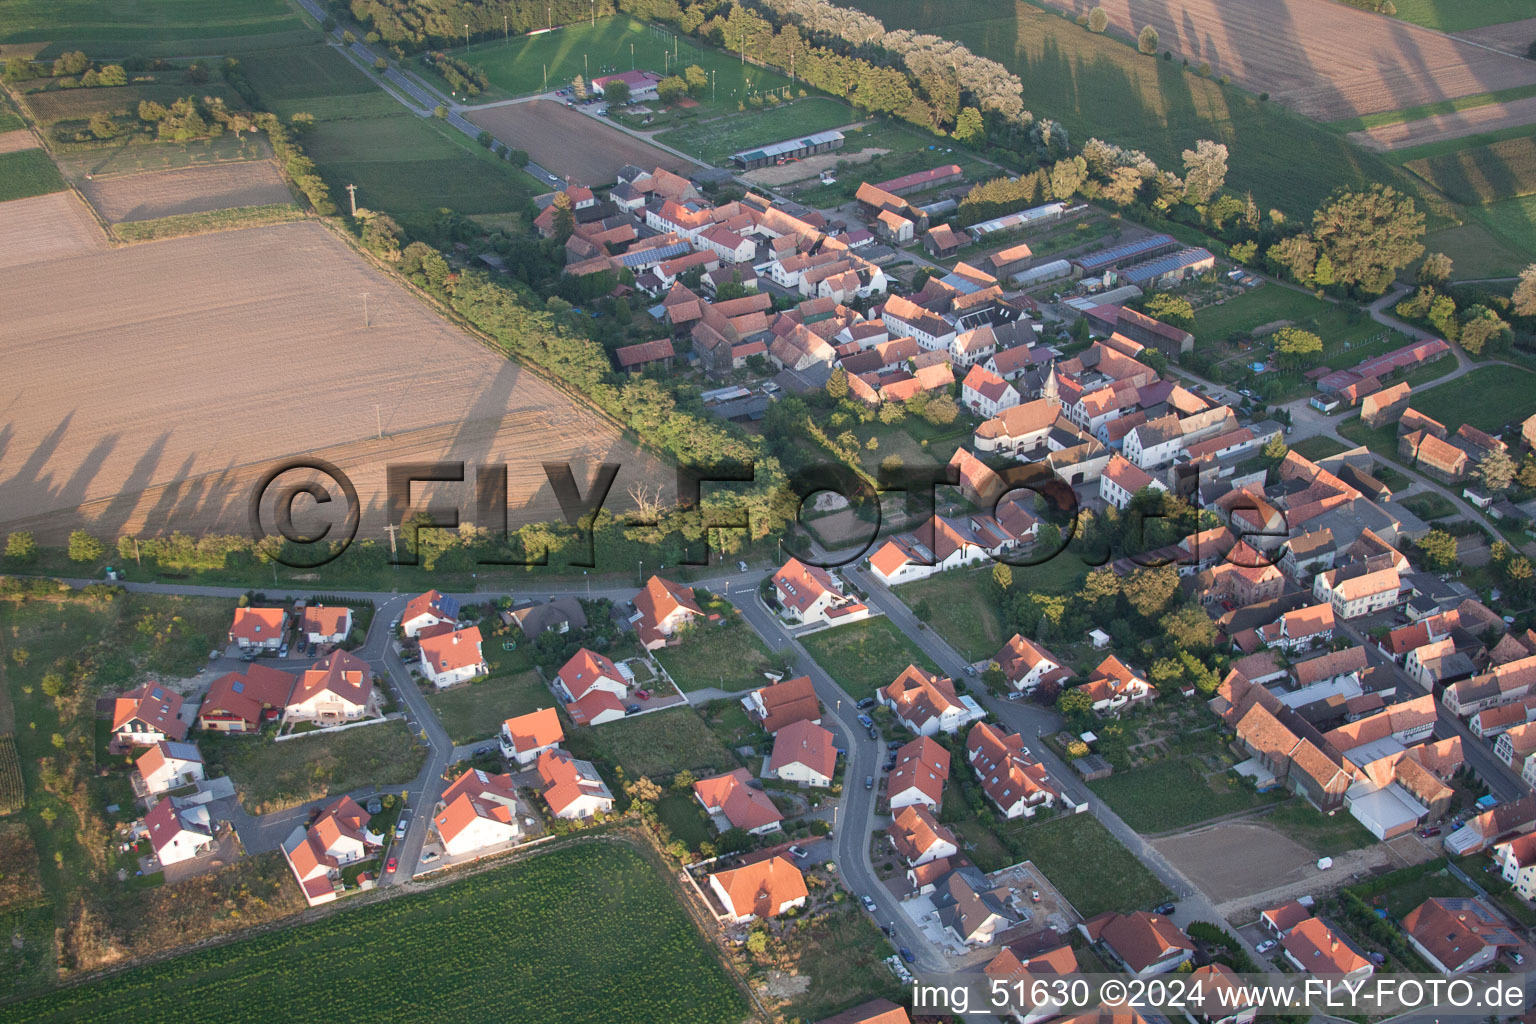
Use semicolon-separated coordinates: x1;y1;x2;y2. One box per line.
1071;234;1177;276
730;129;844;170
615;338;676;373
922;224;967;258
1121;248;1216;289
1082;303;1194;357
591;70;663;101
874;164;963;196
965;202;1068;241
1012;258;1072;288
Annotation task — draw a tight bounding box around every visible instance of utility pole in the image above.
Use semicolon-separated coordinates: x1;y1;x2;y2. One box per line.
346;182;357;217
741;31;745;66
503;14;508;42
375;403;383;439
630;42;634;70
464;23;469;49
543;64;547;92
590;0;594;27
385;522;398;561
133;538;141;567
584;53;588;76
547;4;552;30
711;68;715;103
362;292;370;328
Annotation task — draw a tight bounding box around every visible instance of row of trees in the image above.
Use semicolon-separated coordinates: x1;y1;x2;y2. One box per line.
347;0;622;47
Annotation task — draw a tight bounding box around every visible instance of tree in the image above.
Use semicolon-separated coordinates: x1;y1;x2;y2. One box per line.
4;532;37;561
1272;326;1323;366
476;129;493;148
1181;139;1228;205
1123;564;1179;617
1459;306;1510;356
672;769;696;791
1513;263;1536;317
1416;529;1459;571
953;106;984;144
1089;6;1109;32
571;75;587;100
656;75;688;105
138;99;168;122
1058;688;1093;715
923;394;958;425
432;104;447;119
624;775;662;802
684;65;708;95
992;562;1013;590
97;64;126;87
373;56;387;71
1143;294;1195;330
68;531;103;563
1311;185;1425;294
1477;447;1516;493
1102;166;1143;207
1268;234;1317;284
1417;252;1453;286
1518;454;1536;490
341;30;356;45
88;113;117;139
746;930;768;954
1048;156;1087;200
1262;433;1289;463
825;366;849;399
1138;25;1160;54
603;79;630;106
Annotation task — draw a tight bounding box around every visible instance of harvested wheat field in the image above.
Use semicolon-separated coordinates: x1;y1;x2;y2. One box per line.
0;129;36;153
1354;94;1536;150
1455;17;1536;56
467;100;694;185
1045;0;1536;122
79;161;293;223
0;215;668;542
0;191;105;271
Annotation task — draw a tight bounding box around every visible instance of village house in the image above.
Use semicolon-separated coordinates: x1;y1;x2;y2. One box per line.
228;606;287;651
401;589;460;637
144;798;214;868
111;683;189;746
419;626;488;689
1081;911;1195;974
1255;604;1336;653
286;650;376;724
1361;382;1412;429
887;735;951;811
1495;831;1536;898
281;794;379;905
886;804;959;866
1401;898;1519;973
499;707;564;767
537;748;615;819
813;1000;912;1024
1313;565;1401;620
769;719;837;787
993;633;1070;693
771;558;870;627
741;675;821;735
967;721;1059;819
1100;454;1166;510
867;515;988;586
962;364;1022;418
709;854;807;923
1259;900;1312;938
302;604;352;647
692;768;783;835
197;664;296;733
1442;655;1536;718
1281;917;1374;982
135;740;205;796
932;865;1017;946
630;575;703;650
434;769;522;856
881;665;979;736
1077;655;1154;715
503;596;586;638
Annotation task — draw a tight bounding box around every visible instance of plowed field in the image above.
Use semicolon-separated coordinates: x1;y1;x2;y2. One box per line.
466;100;694;185
80;161;293;222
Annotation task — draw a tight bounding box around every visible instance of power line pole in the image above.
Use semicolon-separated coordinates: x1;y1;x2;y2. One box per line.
385;522;398;560
375;403;383;439
346;183;357;217
362;292;370;328
630;42;634;70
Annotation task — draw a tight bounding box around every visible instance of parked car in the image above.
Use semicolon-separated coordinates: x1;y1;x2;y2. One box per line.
899;947;916;964
386;857;398;873
1255;939;1277;955
866;726;878;740
964;665;977;676
278;643;289;658
367;798;383;815
1154;902;1176;915
395;818;408;840
857;714;874;728
886;740;902;750
1006;691;1024;701
787;845;808;860
634;689;651;700
625;704;642;716
737;560;749;572
884;760;897;772
1418;826;1442;838
1509;951;1525;965
864;775;874;790
421;850;439;862
856;697;875;710
860;895;877;913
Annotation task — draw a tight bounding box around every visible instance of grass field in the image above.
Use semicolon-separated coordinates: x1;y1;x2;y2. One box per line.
3;840;747;1024
1194;285;1379;347
428;668;552;745
1087;757;1283;833
1333;84;1536;133
0;148;65;200
1405;133;1536;204
654;615;779;693
1019;813;1171;918
897;568;1009;662
1399;492;1458;520
1289;435;1350;462
655;96;857;165
800;617;941;700
202;720;426;815
108;203;303;242
1410;365;1536;433
427;14;797;111
566;706;740;780
1390;0;1536;32
785;119;997;205
0;0;311;55
1261;800;1378;857
655;790;713;851
772;907;904;1022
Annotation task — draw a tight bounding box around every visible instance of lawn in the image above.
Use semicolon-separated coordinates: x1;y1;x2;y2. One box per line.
653;602;780;693
1289;435;1350;462
565;706;740;780
1194;285;1381;351
1466;192;1536;265
655;96;858;165
799;616;941;700
428;669;552;745
3;840;747;1024
0;149;65;201
1087;757;1284;834
1019;813;1172;918
202;720;426;814
897;567;1009;662
1389;0;1536;32
1260;801;1377;857
1350;862;1477;920
1409;365;1536;434
0;0;311;54
1400;493;1459;520
655;790;713;851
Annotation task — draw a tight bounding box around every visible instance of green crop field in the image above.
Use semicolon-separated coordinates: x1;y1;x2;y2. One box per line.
1389;0;1536;32
1406;134;1536;205
654;96;856;164
3;840;748;1024
847;0;1420;219
234;45;400;121
0;0;312;55
0;149;66;200
425;14;797;111
1410;365;1536;434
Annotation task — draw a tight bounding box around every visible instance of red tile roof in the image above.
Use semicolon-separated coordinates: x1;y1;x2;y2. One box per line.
290;650;373;709
557;647;624;700
419;626;485;676
692;768;783;832
229;606;285;643
112;683;188;741
709;855;807;920
769;719;837;781
501;707;563;755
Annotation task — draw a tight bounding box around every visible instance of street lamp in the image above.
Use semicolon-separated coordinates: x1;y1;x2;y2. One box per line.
463;23;469;49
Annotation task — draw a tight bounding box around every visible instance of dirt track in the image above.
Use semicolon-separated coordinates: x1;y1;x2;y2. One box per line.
0;129;37;154
1044;0;1536;123
466;100;694;186
0;215;668;543
1352;93;1536;150
80;161;294;223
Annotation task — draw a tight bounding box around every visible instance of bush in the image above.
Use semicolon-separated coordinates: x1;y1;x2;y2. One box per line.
1138;25;1160;54
68;531;104;563
4;532;37;562
1088;7;1109;32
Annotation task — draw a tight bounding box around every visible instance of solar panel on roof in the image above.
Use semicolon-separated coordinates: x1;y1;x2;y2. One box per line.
232;681;244;693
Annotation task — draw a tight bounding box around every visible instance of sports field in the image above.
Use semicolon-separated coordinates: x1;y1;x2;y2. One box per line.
3;841;747;1024
0;0;311;55
424;14;796;112
655;96;856;165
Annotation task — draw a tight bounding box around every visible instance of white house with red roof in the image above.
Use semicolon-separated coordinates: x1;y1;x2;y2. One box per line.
881;665;981;735
143;798;214;866
197;664;296;733
418;625;488;689
887;735;951;811
769;719;837;787
228;606;287;651
630;575;704;650
693;768;784;835
967;721;1059;819
1100;453;1166;510
301;604;352;647
867;515;987;586
886;805;959;867
285;650;375;724
135;741;205;795
555;648;630;706
537;748;615;819
1078;655;1153;715
111;683;188;746
992;634;1070;694
401;589;461;637
771;558;869;627
962;364;1021;418
709;854;808;923
434;768;522;856
499;707;564;767
281;794;380;905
